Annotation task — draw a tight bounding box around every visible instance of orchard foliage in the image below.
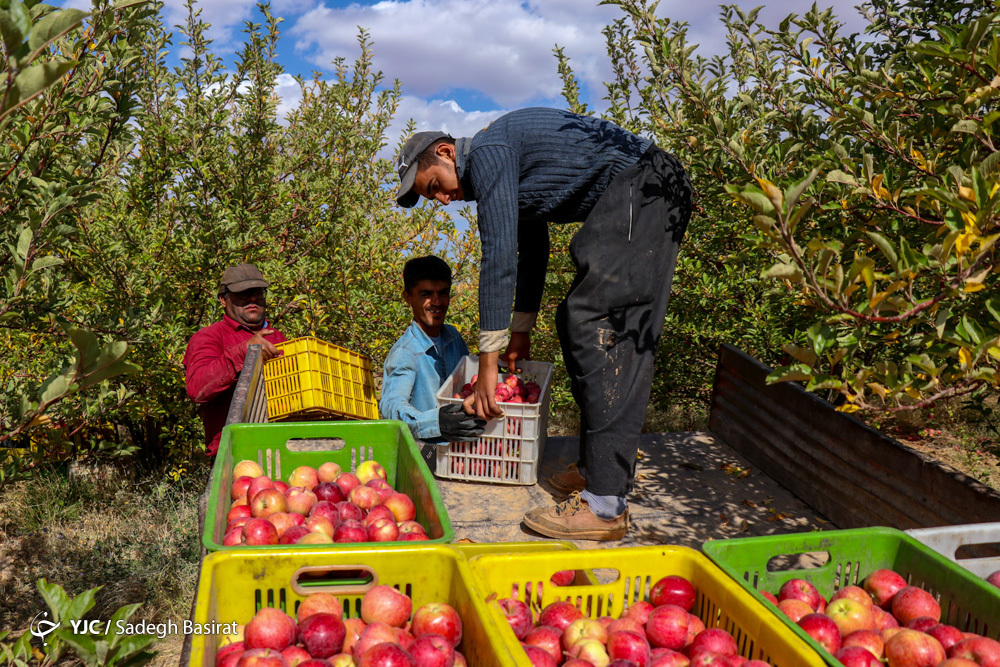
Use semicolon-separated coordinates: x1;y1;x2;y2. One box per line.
573;0;1000;413
1;0;478;467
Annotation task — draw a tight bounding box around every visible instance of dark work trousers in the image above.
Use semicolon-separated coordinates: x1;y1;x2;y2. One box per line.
555;146;691;497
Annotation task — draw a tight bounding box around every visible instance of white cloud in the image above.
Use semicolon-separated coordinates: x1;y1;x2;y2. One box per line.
288;0;619;108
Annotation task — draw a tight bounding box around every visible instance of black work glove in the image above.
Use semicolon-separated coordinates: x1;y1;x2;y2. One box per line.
438;404;486;442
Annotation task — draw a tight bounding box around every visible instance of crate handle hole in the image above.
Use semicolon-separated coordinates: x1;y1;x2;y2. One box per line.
955;542;1000;560
765;551;830;572
286;438;347;452
291;565;378;595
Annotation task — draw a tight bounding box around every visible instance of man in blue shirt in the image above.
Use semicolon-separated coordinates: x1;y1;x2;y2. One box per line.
395;108;692;540
380;256;485;463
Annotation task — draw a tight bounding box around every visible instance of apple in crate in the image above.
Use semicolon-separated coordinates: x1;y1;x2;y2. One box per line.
384;492;417;523
353;622;399;660
538;600;583;632
409;633;455;667
235;648;285;667
863;569;908;609
251;488;287;519
334;500;365;523
361;585;412;627
949;636;1000;665
797;613;842;654
279;526;310;544
562;617;608;652
356;459;387;485
334;472;361;495
247;476;275;501
549;570;574;586
607;630;651;665
304;514;335;538
234;459;264;479
498;598;533;640
280;645;310;667
778;578;824;611
288;465;319;490
826;597;875;636
285;487;318;515
367;517;400;542
835;646;881;667
523;626;562;664
313;482;345;504
367;478;395;502
842;629;884;658
364;504;396;527
412;602;463;646
568;638;609;665
232;475;254;500
644;604;689;650
884;628;945;666
332;519;366;543
925;623;965;652
317;461;342;483
348;485;381;511
298;612;346;659
891;586;941;625
245;607;297;651
650;575;696;611
241;518;279;545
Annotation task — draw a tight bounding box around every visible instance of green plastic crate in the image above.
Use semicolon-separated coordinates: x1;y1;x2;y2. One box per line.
203;420;453;552
703;527;1000;666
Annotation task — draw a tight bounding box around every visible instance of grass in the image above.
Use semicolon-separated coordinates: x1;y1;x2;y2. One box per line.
0;458;211;665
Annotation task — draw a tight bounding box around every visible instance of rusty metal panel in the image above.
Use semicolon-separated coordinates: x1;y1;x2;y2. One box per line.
225;344;266;425
708;343;1000;530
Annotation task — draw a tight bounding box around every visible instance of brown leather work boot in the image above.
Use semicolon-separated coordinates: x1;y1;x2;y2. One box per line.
523;493;628;541
547;462;586;494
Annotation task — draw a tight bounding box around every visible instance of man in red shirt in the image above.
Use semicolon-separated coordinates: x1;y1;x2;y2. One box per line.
183;264;287;455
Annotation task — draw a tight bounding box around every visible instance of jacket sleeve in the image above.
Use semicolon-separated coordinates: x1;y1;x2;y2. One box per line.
379;349;441;441
184;329;248;404
470;144;520;333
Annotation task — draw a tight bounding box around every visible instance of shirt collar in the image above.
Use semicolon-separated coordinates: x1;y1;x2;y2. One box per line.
222;314;267;333
407;320;452;353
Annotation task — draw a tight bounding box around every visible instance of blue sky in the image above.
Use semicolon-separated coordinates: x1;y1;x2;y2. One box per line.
66;0;867;151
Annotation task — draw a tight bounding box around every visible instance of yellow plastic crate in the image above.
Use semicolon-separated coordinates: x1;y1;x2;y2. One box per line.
188;545;514;667
468;545;827;667
264;336;379;421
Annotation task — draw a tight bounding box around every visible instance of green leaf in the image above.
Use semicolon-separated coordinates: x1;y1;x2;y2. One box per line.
951;119;979;134
111;633;157;662
786;169;819;208
766;364;813;383
60;321;99;368
38;370;73;406
64;585;99;624
0;8;25;56
36;579;71;621
78;342;139;390
4;60;78;115
866;231;899;273
15;227;31;262
987;298;1000;323
31;255;63;271
935;308;950;338
762;259;802;280
55;633;98;667
27;8;87;60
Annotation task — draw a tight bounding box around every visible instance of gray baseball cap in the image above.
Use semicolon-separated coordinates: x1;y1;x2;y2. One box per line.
395;130;452;208
220;264;269;293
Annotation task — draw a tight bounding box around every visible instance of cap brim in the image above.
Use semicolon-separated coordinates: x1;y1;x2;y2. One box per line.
226;279;269;292
395;165;419;208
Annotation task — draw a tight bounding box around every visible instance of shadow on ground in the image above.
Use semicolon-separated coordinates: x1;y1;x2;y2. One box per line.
434;431;834;550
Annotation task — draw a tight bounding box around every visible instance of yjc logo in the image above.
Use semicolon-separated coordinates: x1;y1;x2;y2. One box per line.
29;611;61;646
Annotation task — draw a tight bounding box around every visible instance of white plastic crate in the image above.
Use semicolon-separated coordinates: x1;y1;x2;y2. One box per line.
434;355;554;485
906;522;1000;578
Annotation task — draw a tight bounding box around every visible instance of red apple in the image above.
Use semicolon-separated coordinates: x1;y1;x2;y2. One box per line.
245;607;297;651
842;629;884;659
778;579;823;611
367;518;400;542
759;591;779;605
395;627;415;651
297;613;346;659
234;459;264;479
356;460;388;485
348;485;382;511
625;601;654;625
538;600;584;632
226;515;251;532
278;525;309;544
364;504;397;527
361;585;412;628
297;593;344;622
607;630;651;665
335;501;366;524
797;613;842;654
833;646;880;667
285;487;318;515
247;475;275;501
884;628;945;667
408;633;454;667
232;475;255;500
343;618;366;655
266;512;299;537
399;532;430;541
649;648;690;666
563;617;609;653
863;569;908;609
218;641;246;665
905;617;939;633
242;518;279;545
229;504;254;522
334;472;362;496
872;605;900;632
314;482;347;504
219;651;244;667
499;598;533;640
298;531;333;545
689;629;738;657
650;575;697;611
333;519;367;543
398;520;427;535
523;625;563;664
891;586;941;625
412;602;462;646
384;492;417;523
366;478;395;502
354;623;402;662
273;481;289;494
607;617;645;636
280;645;311;667
224;527;244;546
521;644;558;667
317;461;342;483
645;604;689;650
288;466;319;490
550;570;575;586
236;648;287;667
304;515;335;538
251;488;287;519
569;637;611;665
986;570;1000;589
309;500;340;526
939;659;985;667
777;598;814;623
826;597;875;636
925;624;965;653
948;636;1000;666
357;642;414;667
831;585;874;608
